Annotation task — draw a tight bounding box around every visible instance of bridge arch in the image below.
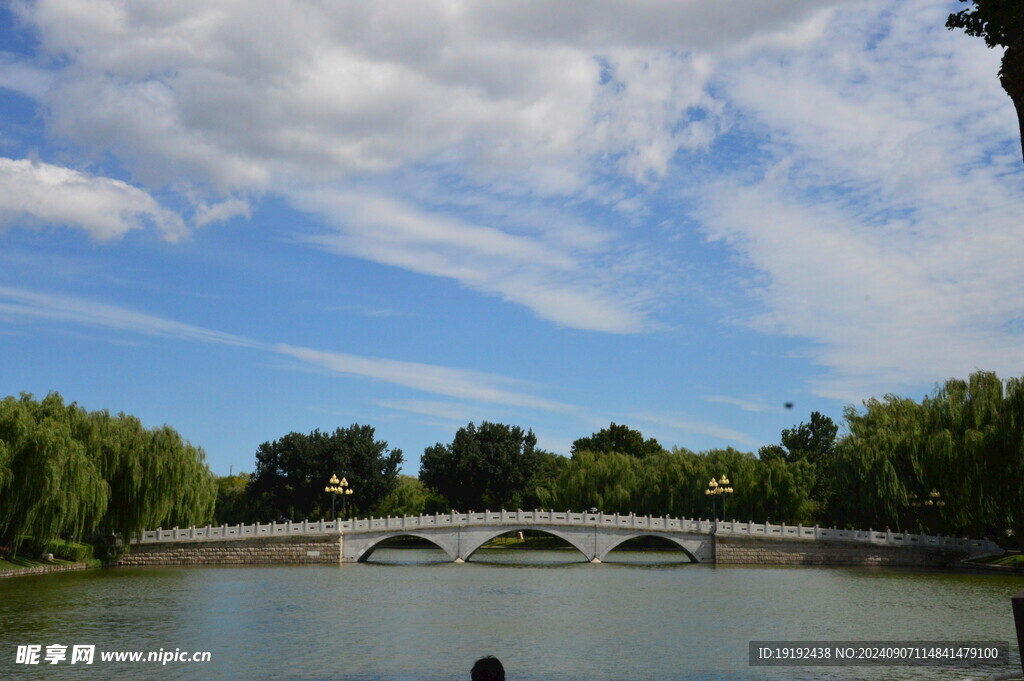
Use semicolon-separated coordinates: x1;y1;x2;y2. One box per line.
462;526;592;562
600;533;700;563
356;533;456;563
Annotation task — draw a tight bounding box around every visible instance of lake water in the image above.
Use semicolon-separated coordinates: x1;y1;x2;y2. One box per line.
1;548;1021;681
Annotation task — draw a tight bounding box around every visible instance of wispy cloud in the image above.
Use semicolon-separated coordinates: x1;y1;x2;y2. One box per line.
0;286;258;348
702;395;772;413
278;344;578;413
632;412;758;448
0;285;575;414
193;198;251;228
296;190;655;333
376;399;501;423
327;304;409;319
695;0;1024;401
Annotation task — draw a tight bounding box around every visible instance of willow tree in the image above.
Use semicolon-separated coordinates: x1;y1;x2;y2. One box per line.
0;393;216;553
833;371;1024;538
0;395;108;552
830;395;927;531
535;450;641;513
919;371;1023;537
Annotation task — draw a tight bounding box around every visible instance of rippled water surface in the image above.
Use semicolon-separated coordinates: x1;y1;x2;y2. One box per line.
1;548;1020;681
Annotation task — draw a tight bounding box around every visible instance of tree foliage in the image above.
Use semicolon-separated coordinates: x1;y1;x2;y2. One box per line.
570;422;664;459
0;393;215;554
247;425;403;520
534;446;817;524
830;371;1024;538
373;475;446;517
419;422;540;510
214;473;253;525
947;0;1024;163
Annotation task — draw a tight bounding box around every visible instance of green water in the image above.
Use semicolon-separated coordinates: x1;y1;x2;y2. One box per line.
0;548;1020;681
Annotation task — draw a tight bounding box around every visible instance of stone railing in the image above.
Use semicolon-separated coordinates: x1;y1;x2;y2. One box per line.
135;511;1001;554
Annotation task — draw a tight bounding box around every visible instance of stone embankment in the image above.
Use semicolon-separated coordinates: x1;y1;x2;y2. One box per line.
0;562;96;579
118;535;342;566
714;535;963;567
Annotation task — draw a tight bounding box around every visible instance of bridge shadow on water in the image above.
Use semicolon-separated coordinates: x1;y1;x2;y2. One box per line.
362;531;697;567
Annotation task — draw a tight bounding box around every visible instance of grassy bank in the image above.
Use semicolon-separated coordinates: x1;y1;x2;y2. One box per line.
971;552;1024;567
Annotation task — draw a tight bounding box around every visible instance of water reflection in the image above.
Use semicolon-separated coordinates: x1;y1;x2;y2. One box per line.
0;557;1018;681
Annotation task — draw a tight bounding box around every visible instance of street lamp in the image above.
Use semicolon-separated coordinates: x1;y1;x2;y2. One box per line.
325;475;355;520
342;479;354;520
325;475;342;519
924;488;945;534
704;475;734;520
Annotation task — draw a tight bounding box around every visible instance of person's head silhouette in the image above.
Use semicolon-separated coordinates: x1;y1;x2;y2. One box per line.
471;656;504;681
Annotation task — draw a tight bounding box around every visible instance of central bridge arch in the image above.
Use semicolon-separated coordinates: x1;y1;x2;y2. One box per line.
461;526;593;562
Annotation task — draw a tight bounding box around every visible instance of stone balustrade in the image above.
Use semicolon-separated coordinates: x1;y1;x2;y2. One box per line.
136;511;999;555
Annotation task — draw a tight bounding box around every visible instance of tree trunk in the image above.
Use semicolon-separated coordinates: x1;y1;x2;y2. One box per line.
1001;13;1024;166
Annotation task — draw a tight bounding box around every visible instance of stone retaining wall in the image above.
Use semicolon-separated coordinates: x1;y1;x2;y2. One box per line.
0;562;96;578
714;535;962;567
118;535;342;566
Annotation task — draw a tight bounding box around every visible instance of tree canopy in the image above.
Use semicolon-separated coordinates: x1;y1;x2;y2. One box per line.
419;421;541;510
947;0;1024;163
0;393;216;554
829;371;1024;537
571;422;664;459
246;425;402;520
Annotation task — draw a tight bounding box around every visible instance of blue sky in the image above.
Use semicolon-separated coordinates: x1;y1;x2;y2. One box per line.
1;1;1022;476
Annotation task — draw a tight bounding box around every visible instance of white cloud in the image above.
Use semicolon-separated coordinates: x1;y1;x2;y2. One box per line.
2;0;845;332
0;158;186;240
0;51;54;98
632;412;757;448
16;0;842;190
193;198;250;228
695;0;1024;401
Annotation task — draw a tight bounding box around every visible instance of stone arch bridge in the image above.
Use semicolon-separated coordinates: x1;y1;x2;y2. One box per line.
129;511;1000;567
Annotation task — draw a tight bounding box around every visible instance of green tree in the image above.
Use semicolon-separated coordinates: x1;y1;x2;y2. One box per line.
780;412;839;467
571;423;664;459
0;393;215;554
420;422;541;510
830;371;1024;538
947;1;1024;163
247;425;403;520
373;475;446;516
214;473;253;524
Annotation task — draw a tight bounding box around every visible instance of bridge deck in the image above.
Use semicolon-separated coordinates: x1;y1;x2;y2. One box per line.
137;511;998;556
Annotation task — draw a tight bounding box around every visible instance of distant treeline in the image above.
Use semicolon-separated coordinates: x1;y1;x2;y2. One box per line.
4;370;1021;557
216;371;1022;543
0;393;216;555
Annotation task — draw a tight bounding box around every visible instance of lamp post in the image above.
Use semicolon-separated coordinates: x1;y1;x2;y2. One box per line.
704;475;734;520
342;480;354;520
325;475;342;519
325;475;354;520
905;487;945;533
923;488;945;534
